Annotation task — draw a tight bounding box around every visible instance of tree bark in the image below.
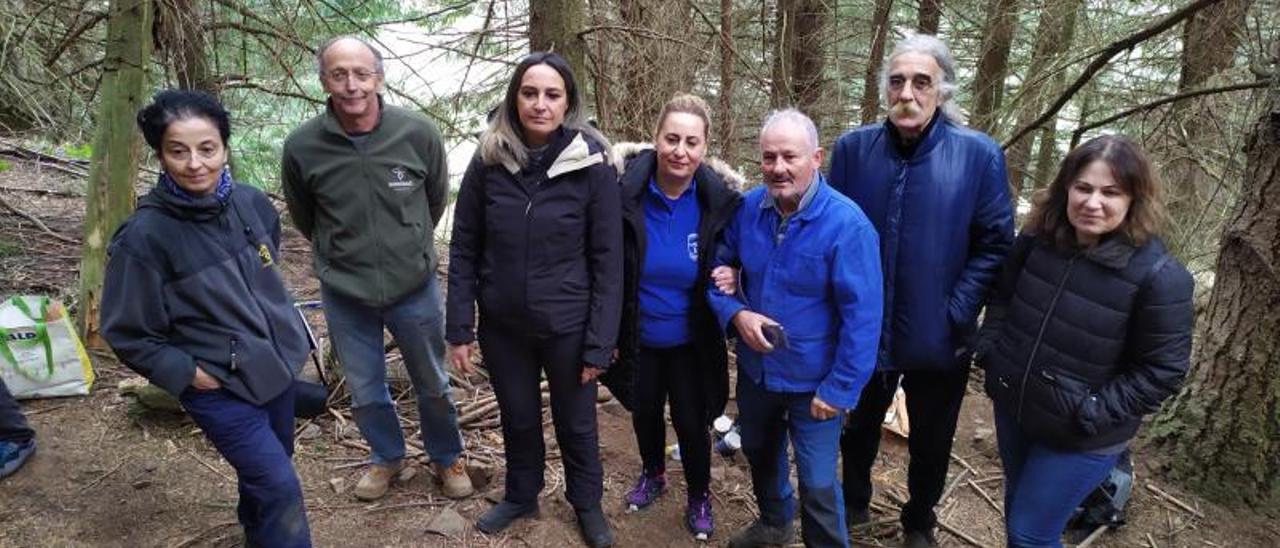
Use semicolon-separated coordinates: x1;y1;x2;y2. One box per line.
1005;0;1081;192
1162;0;1254;257
860;0;894;125
918;0;941;34
717;0;736;159
771;0;832;133
970;0;1021;134
1153;62;1280;509
156;0;213;92
78;0;154;348
529;0;586;74
615;0;695;141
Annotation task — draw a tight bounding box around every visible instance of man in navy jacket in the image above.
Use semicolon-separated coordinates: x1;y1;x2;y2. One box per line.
829;34;1015;548
711;109;883;548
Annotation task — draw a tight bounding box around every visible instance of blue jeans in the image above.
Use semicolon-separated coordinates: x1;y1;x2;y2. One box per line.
0;377;34;443
737;375;848;548
995;406;1119;548
323;276;463;466
180;384;311;548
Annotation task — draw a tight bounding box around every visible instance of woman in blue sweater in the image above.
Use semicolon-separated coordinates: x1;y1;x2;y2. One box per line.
605;94;743;541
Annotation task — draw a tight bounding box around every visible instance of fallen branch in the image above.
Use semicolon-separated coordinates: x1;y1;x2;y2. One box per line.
1074;525;1110;548
78;459;127;493
0;194;79;244
1144;483;1205;519
967;479;1004;516
189;450;235;484
171;520;239;548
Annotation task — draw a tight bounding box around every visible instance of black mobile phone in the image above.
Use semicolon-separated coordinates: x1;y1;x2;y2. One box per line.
762;324;788;349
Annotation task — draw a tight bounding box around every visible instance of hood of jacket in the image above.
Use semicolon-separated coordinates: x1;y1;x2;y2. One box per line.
611;141;746;191
138;181;228;223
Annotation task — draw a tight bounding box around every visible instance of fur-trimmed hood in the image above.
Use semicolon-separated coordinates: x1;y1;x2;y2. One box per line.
610;141;746;191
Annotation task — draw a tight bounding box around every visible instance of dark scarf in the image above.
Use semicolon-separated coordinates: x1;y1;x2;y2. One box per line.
159;168;233;204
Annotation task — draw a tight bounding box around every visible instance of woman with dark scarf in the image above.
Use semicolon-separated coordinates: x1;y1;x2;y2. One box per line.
100;90;312;547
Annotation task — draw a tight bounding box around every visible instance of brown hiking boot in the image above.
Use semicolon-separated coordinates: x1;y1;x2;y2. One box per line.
435;460;475;499
354;461;403;501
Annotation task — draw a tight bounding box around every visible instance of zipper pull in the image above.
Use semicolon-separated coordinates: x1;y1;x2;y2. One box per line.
230;337;239;371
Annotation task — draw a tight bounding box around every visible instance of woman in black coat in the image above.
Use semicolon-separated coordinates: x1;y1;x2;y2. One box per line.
444;52;622;548
603;94;742;541
101;90;312;547
977;135;1194;548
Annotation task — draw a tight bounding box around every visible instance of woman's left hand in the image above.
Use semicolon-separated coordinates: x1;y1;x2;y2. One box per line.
580;364;604;384
711;266;739;295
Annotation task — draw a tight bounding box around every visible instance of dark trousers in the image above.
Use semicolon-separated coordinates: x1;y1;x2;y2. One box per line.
995;406;1119;548
632;344;711;498
180;384;311;548
0;378;35;443
738;376;848;548
480;324;603;510
842;368;969;532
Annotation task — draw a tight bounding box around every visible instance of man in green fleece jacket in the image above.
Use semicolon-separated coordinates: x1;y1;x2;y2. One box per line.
281;36;473;501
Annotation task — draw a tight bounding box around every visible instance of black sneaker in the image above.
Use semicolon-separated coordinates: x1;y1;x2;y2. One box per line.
475;500;539;534
727;519;794;547
576;507;615;548
902;529;938;548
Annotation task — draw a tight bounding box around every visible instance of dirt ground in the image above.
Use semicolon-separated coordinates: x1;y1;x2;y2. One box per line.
1;156;1278;547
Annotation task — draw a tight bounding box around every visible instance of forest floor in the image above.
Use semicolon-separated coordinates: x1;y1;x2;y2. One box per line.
1;155;1277;547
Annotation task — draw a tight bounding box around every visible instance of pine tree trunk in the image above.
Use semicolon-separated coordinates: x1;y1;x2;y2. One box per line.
156;0;212;92
970;0;1022;134
529;0;586;74
1005;0;1080;193
860;0;894;125
717;0;736;159
1161;0;1253;257
77;0;154;348
1152;61;1280;509
917;0;941;34
616;0;696;142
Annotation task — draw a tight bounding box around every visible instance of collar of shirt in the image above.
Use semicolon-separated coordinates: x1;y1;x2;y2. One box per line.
648;176;698;209
759;173;821;218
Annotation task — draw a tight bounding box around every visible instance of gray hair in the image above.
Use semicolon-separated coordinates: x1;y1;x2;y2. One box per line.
880;33;965;123
315;35;385;76
759;108;820;152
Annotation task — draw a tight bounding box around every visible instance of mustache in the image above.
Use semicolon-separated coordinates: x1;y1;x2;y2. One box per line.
891;101;922;118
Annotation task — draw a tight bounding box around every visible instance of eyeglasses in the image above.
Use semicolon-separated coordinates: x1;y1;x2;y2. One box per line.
887;75;936;94
324;69;380;83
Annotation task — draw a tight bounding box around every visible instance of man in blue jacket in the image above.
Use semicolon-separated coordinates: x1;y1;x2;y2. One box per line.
710;109;883;548
829;34;1015;547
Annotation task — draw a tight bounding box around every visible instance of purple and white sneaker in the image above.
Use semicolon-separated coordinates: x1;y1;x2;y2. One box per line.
686;492;714;541
624;470;666;512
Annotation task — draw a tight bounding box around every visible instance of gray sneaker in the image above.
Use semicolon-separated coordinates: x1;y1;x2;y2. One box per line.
727;519;794;547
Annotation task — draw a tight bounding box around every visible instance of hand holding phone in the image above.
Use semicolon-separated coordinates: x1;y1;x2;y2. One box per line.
761;324;788;350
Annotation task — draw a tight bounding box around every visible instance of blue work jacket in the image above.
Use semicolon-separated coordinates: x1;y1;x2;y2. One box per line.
707;175;883;410
829;118;1014;371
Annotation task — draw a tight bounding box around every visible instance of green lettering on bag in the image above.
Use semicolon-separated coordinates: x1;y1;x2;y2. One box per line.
0;296;55;380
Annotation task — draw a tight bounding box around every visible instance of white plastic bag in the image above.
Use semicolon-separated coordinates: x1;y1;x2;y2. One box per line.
0;295;95;399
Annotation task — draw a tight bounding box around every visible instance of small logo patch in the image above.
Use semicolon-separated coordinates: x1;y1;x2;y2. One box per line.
258;243;275;268
686;233;699;262
388;166;413;190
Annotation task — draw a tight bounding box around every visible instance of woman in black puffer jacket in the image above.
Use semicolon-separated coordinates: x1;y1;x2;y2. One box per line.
976;135;1194;548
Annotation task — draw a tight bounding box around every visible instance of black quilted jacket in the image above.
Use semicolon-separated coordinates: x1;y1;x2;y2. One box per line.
977;233;1194;451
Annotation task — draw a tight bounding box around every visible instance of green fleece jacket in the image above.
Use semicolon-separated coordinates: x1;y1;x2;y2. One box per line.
281;99;448;307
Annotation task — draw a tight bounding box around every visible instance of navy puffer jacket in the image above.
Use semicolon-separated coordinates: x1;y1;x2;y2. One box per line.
830;117;1015;371
977;233;1194;452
